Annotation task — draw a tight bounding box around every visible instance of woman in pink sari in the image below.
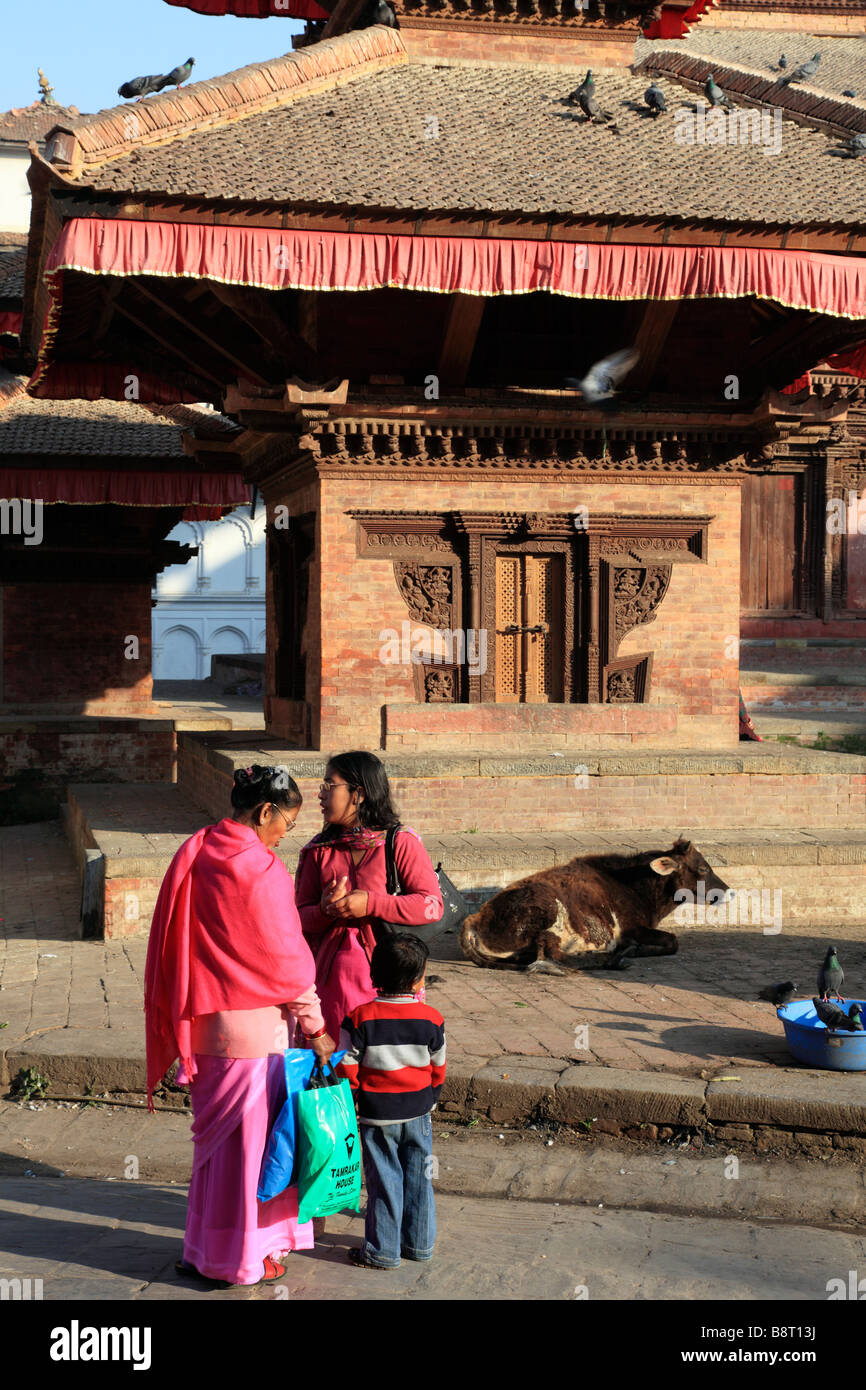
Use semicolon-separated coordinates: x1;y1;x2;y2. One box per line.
294;750;442;1042
145;764;335;1288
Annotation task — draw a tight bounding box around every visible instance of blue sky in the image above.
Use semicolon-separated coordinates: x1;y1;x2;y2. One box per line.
2;0;303;115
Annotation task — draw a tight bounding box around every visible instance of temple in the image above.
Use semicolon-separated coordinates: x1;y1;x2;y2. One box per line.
4;0;866;930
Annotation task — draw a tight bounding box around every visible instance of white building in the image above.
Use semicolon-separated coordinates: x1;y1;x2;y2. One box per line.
152;503;267;680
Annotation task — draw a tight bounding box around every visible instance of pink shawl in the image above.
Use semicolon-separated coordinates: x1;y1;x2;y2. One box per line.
144;818;317;1109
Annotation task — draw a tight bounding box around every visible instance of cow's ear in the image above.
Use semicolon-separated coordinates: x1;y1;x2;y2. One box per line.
649;856;678;876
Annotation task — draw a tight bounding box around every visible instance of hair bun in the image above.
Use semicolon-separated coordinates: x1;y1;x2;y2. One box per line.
234;764;267;787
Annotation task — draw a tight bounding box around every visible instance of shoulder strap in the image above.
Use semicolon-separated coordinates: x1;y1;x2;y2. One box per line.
385;823;402;895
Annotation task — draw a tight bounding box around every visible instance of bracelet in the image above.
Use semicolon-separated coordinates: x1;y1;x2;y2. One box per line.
304;1026;328;1040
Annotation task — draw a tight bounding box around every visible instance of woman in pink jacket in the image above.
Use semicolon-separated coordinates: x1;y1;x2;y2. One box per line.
294;751;442;1041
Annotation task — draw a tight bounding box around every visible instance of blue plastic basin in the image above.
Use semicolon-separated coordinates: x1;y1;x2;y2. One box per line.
777;997;866;1071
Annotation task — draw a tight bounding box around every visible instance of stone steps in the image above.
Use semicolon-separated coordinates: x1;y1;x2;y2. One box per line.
65;781;866;940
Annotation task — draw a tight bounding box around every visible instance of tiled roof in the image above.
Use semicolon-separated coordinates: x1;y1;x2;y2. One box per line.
638;32;866;101
0;102;81;146
0;238;27;300
76;58;866;226
0;377;241;456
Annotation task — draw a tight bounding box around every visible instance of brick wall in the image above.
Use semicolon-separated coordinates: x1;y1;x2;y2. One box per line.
385;701;680;749
1;583;153;711
400;27;636;66
177;739;866;835
288;474;742;751
706;9;866;32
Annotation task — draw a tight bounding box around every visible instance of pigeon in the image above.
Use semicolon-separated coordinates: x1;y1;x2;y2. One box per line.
758;980;797;1006
644;82;667;116
163;58;195;89
843;89;857;98
118;72;168;101
565;347;640;404
364;0;397;24
777;52;821;87
777;54;787;70
845;1003;864;1031
813;996;849;1030
704;74;733;109
844;131;866;157
817;945;844;1001
568;69;595;106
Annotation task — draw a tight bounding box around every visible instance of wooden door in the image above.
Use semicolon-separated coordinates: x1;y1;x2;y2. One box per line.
495;552;564;702
740;474;802;614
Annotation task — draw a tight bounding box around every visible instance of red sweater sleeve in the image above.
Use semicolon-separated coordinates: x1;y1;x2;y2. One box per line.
364;829;443;927
294;845;330;942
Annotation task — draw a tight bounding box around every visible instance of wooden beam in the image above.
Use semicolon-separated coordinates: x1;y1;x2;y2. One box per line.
322;0;368;40
437;294;485;387
114;298;224;387
133;280;272;389
207;282;320;378
628;299;680;389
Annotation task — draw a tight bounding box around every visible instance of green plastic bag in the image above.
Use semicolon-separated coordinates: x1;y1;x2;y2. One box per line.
296;1061;362;1224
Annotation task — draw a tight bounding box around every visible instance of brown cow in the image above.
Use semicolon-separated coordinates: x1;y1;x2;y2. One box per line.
459;838;733;974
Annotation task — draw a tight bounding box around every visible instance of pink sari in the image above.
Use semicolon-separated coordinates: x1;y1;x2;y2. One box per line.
183;1054;313;1284
145;818;324;1285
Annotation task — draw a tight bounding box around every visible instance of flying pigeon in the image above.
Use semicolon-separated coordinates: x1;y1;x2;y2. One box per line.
813;996;849;1031
704;74;732;108
163;58;195;89
118;71;168;101
644;82;667;116
565;347;640;404
777;52;821;87
758;980;797;1006
845;1003;864;1031
818;945;844;1001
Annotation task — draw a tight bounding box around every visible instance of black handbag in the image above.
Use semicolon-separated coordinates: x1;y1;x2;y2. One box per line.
372;824;471;945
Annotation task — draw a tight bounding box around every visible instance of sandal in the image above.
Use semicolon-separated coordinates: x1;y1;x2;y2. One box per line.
348;1247;390;1270
260;1255;286;1284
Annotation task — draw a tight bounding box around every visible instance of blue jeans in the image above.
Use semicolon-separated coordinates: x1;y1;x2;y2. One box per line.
360;1114;436;1268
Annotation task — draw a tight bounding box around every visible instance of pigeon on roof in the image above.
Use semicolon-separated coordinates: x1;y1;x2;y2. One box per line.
704;74;732;109
118;72;168;101
843;131;866;157
777;53;821;88
843;89;857;99
568;70;595;106
164;58;195;89
644;82;667;116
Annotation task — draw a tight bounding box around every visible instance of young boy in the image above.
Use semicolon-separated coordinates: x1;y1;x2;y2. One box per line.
337;932;446;1270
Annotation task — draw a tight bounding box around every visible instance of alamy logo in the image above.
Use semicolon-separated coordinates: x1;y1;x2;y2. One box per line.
0;498;43;546
378;622;488;676
673;883;782;934
49;1321;152;1370
0;1277;43;1300
674;102;782;156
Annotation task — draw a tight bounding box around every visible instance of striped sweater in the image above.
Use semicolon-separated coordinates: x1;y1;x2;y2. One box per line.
336;994;446;1126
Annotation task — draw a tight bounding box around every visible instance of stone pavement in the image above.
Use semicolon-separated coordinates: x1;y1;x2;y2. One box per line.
4;821;866;1134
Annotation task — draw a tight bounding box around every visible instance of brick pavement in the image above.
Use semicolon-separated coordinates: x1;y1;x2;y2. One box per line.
4;821;866;1085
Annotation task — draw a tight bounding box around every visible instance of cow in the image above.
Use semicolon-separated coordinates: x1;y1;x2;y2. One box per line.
459;838;734;974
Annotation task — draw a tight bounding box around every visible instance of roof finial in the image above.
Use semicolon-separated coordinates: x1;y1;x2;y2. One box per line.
37;69;56;104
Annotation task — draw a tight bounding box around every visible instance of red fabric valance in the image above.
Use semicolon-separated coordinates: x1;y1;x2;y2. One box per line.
0;466;247;507
644;0;716;40
163;0;329;17
0;311;22;336
32;217;866;397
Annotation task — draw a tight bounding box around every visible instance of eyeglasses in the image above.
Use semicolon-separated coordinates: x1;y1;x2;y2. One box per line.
271;804;296;831
319;779;354;794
